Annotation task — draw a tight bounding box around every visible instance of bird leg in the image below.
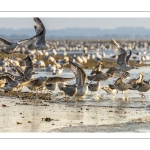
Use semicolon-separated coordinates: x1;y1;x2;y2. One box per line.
139;92;146;98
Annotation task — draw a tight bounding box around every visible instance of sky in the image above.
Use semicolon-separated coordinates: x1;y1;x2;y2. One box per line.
1;18;150;30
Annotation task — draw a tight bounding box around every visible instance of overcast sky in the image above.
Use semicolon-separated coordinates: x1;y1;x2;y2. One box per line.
1;18;150;30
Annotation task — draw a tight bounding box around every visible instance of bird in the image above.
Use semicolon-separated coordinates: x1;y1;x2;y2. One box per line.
87;70;113;82
0;30;44;57
101;86;118;95
46;76;76;84
28;17;50;50
60;84;78;101
109;72;131;93
69;61;89;100
130;72;150;98
90;61;104;75
45;83;58;92
110;39;137;72
88;81;100;94
0;74;20;92
7;55;35;82
127;72;144;90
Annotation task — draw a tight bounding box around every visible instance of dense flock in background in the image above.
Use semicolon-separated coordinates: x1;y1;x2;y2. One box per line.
0;17;150;104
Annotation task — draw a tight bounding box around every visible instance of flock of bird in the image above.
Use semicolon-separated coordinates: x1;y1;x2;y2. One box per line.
0;17;150;103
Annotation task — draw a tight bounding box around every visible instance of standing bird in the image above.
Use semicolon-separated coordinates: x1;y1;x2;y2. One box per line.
109;72;131;93
61;84;78;101
88;81;100;94
129;72;150;98
110;39;137;72
28;17;50;50
90;61;104;75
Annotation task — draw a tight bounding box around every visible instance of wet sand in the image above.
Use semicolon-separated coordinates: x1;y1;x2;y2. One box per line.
0;95;150;132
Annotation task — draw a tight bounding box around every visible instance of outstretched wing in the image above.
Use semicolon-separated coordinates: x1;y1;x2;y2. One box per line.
8;60;28;80
17;29;44;45
34;17;45;34
110;39;127;67
69;61;86;87
0;37;11;45
46;76;76;83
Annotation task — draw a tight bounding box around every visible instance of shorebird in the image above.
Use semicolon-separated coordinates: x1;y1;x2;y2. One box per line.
45;83;58;92
0;30;43;57
101;86;118;95
27;76;48;93
7;55;35;81
69;61;89;100
129;72;150;98
109;72;131;92
60;84;78;101
56;56;69;67
46;76;76;84
0;74;20;92
110;39;137;72
28;17;50;50
87;70;113;82
127;72;144;90
88;81;100;94
90;61;104;75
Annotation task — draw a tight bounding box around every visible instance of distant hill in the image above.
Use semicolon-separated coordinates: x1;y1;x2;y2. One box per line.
1;27;150;39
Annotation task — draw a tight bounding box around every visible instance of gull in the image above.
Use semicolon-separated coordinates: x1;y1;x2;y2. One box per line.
69;61;89;100
101;86;118;100
0;74;20;92
45;83;58;92
7;55;35;81
28;17;50;50
60;84;78;101
0;30;43;57
101;86;118;95
27;76;48;93
110;39;137;72
46;76;76;84
90;61;104;75
88;81;100;94
129;72;150;98
109;72;131;93
87;70;113;82
127;72;144;90
92;50;102;62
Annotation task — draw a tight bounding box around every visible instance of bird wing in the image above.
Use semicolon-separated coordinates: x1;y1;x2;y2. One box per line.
46;76;76;83
23;55;33;66
0;37;11;45
0;75;15;83
23;55;34;78
4;72;15;80
110;39;127;56
117;53;127;67
126;50;132;65
110;39;127;67
17;30;44;45
34;17;45;34
69;61;86;87
8;60;27;79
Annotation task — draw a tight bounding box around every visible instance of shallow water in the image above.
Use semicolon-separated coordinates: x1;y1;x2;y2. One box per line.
26;66;150;108
1;66;150;132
